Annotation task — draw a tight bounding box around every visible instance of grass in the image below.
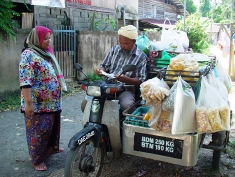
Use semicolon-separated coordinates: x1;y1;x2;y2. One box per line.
0;90;21;112
0;73;102;112
0;82;82;112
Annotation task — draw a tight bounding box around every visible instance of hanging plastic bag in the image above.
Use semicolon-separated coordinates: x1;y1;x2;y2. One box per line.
136;34;151;56
162;78;178;111
160;18;184;53
196;76;230;133
148;105;162;131
216;60;232;92
171;76;196;134
140;77;170;106
192;77;202;102
148;105;172;133
206;70;228;103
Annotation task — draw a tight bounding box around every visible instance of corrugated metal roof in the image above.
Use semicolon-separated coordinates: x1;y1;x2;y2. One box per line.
139;18;176;30
169;0;189;15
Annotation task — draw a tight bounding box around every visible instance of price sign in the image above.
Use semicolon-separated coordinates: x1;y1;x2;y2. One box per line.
134;132;184;159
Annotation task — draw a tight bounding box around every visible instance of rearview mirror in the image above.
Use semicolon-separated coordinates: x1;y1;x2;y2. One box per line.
73;63;83;71
122;64;136;73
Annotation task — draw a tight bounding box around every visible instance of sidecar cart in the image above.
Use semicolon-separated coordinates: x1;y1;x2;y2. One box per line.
122;53;231;170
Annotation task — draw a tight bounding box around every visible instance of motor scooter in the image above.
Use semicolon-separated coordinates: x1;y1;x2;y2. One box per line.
64;63;137;177
65;58;230;177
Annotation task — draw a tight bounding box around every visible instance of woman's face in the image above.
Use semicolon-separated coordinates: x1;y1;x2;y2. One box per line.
41;32;51;50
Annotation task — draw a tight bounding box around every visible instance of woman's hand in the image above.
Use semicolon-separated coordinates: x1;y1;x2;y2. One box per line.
25;102;34;118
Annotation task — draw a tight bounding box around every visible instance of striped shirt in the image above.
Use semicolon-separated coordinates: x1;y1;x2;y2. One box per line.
100;45;148;82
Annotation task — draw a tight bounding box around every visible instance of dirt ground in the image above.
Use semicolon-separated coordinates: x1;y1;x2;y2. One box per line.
0;46;235;177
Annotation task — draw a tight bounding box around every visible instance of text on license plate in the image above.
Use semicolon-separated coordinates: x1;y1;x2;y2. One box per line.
134;132;184;159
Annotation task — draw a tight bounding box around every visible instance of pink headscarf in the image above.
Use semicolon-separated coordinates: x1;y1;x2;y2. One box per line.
35;26;54;54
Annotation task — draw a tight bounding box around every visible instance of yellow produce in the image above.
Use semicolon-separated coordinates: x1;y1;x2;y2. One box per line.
143;112;151;120
169;61;185;70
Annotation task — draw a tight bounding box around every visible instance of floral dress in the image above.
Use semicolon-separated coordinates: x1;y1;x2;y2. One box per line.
19;49;61;113
19;49;62;166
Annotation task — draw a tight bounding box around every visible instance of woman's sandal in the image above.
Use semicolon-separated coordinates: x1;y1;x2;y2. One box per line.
47;148;64;156
33;162;47;171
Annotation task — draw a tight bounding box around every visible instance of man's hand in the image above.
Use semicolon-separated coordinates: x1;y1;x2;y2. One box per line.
96;68;105;76
116;74;126;83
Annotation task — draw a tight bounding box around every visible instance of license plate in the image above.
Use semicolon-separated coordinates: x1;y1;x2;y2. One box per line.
134;132;184;159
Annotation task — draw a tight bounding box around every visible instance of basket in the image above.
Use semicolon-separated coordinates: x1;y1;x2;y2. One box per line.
124;106;150;128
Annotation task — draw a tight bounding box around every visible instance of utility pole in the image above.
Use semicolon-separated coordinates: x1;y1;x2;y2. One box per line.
229;0;234;80
184;0;186;31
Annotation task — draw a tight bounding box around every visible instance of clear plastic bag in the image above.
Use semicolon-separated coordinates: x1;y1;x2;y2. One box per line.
206;70;228;103
216;60;232;93
140;77;170;106
196;76;230;133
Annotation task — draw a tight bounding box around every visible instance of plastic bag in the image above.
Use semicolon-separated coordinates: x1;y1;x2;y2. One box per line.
160;18;184;53
196;76;230;133
206;70;228;103
140;77;170;106
171;76;196;134
148;105;172;133
136;34;151;56
162;78;178;111
216;60;232;92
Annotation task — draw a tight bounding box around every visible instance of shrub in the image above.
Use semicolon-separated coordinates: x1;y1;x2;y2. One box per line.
175;13;210;54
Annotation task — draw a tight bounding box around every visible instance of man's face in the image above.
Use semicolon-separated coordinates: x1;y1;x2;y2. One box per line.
119;35;136;53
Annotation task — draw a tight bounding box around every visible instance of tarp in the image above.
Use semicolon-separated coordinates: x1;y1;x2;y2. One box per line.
31;0;65;8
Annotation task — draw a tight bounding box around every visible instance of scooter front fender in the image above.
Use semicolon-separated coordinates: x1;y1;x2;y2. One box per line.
68;124;102;149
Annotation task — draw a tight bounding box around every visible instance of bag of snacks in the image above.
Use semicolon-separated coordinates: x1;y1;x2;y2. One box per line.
196;76;230;133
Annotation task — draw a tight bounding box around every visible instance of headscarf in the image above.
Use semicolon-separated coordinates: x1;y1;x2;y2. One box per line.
23;26;67;91
118;25;138;40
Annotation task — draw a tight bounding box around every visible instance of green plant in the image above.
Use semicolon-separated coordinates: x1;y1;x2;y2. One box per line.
87;72;103;81
88;10;117;31
0;0;20;41
0;91;21;112
175;13;210;54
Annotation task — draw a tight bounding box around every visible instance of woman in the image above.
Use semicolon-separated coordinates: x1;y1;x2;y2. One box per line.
19;26;67;171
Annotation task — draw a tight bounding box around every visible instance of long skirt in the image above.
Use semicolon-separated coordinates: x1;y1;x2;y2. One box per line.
24;113;61;166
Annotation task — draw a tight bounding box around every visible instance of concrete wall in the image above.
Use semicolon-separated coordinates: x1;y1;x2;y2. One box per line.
76;30;118;79
76;30;161;80
0;29;31;93
34;5;117;31
0;30;161;93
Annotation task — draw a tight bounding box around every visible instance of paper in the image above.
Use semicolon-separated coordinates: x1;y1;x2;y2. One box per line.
100;70;115;79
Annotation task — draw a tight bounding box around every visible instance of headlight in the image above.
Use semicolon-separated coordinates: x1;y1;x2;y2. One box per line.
87;86;101;96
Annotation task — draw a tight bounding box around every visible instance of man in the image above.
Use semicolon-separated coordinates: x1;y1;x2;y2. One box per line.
81;25;148;112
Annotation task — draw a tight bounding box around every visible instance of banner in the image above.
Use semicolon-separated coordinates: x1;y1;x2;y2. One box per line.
31;0;65;8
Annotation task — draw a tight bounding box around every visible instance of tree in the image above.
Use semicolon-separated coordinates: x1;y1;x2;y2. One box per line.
199;0;211;17
0;0;19;41
175;13;210;54
208;0;235;23
180;0;197;14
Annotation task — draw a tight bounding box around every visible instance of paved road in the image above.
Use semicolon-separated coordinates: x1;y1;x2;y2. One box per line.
0;91;86;177
0;45;234;176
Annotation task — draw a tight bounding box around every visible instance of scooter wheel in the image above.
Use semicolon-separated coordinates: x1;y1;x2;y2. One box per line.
64;139;104;177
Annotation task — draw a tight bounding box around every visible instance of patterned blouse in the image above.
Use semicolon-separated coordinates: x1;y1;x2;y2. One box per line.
19;49;62;113
100;45;148;83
